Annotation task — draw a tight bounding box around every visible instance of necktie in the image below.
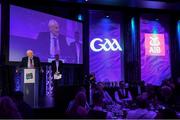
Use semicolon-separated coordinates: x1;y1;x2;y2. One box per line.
30;58;33;68
54;38;57;51
56;61;59;73
53;37;59;55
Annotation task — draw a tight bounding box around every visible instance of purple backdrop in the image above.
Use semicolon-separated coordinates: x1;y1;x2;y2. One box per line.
140;15;171;86
89;11;124;82
9;5;83;64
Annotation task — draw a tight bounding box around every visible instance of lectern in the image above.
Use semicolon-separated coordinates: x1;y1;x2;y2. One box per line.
20;68;39;108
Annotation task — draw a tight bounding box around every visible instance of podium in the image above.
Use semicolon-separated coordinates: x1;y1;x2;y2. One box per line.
20;68;39;108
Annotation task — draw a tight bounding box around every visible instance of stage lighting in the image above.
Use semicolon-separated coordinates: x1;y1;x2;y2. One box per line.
106;15;110;18
77;14;83;21
155;18;159;21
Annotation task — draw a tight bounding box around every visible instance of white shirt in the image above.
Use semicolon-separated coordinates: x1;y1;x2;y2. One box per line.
55;60;59;73
50;33;60;58
28;57;34;68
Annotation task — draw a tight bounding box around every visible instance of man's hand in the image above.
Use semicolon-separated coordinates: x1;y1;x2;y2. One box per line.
41;68;44;73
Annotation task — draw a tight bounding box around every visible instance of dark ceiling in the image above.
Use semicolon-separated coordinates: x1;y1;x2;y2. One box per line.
11;0;180;12
55;0;180;10
146;0;180;3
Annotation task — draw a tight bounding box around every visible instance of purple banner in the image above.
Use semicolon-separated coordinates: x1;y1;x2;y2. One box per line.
9;5;83;64
89;11;124;82
140;15;171;86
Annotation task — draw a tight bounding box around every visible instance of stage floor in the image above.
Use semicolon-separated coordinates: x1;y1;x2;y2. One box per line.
37;96;54;108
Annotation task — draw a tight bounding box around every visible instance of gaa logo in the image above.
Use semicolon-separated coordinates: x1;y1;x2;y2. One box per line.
90;38;123;52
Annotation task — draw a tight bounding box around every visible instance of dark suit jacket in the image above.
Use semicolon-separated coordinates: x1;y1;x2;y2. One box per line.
51;60;63;75
36;32;68;61
19;56;41;69
69;42;83;64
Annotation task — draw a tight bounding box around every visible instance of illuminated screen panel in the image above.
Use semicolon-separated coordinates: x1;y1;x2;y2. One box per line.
9;5;83;64
178;20;180;53
140;15;171;86
89;11;124;82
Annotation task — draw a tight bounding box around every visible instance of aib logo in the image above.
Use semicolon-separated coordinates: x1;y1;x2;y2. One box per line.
145;33;165;56
90;38;123;52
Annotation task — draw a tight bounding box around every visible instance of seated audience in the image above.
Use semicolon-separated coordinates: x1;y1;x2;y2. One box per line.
127;94;157;119
96;82;113;104
66;91;88;118
175;77;180;111
88;91;112;119
66;87;89;113
114;81;132;104
159;85;175;107
155;83;177;116
0;96;22;119
137;80;146;95
11;91;32;118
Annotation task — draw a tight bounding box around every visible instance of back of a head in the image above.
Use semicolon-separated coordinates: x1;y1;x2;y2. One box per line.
160;85;172;98
0;96;21;118
78;87;86;93
75;92;87;107
96;82;104;90
93;91;103;106
136;94;148;109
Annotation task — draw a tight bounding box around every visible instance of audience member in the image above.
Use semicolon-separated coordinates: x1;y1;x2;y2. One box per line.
127;94;157;119
0;96;22;119
11;91;32;118
66;91;88;118
88;91;112;119
66;87;89;113
96;82;113;104
159;85;175;108
114;81;132;104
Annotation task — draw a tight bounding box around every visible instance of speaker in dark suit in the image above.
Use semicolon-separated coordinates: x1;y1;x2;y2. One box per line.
18;50;41;69
36;32;68;59
36;19;68;61
51;54;63;96
51;55;63;76
20;56;41;69
17;50;44;96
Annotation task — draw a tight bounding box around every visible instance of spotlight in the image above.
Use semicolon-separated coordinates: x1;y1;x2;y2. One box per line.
106;15;110;18
155;18;159;21
105;12;110;19
77;14;83;21
85;0;88;2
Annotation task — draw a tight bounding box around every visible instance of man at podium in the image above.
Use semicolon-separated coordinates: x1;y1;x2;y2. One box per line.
16;50;43;97
19;50;41;69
